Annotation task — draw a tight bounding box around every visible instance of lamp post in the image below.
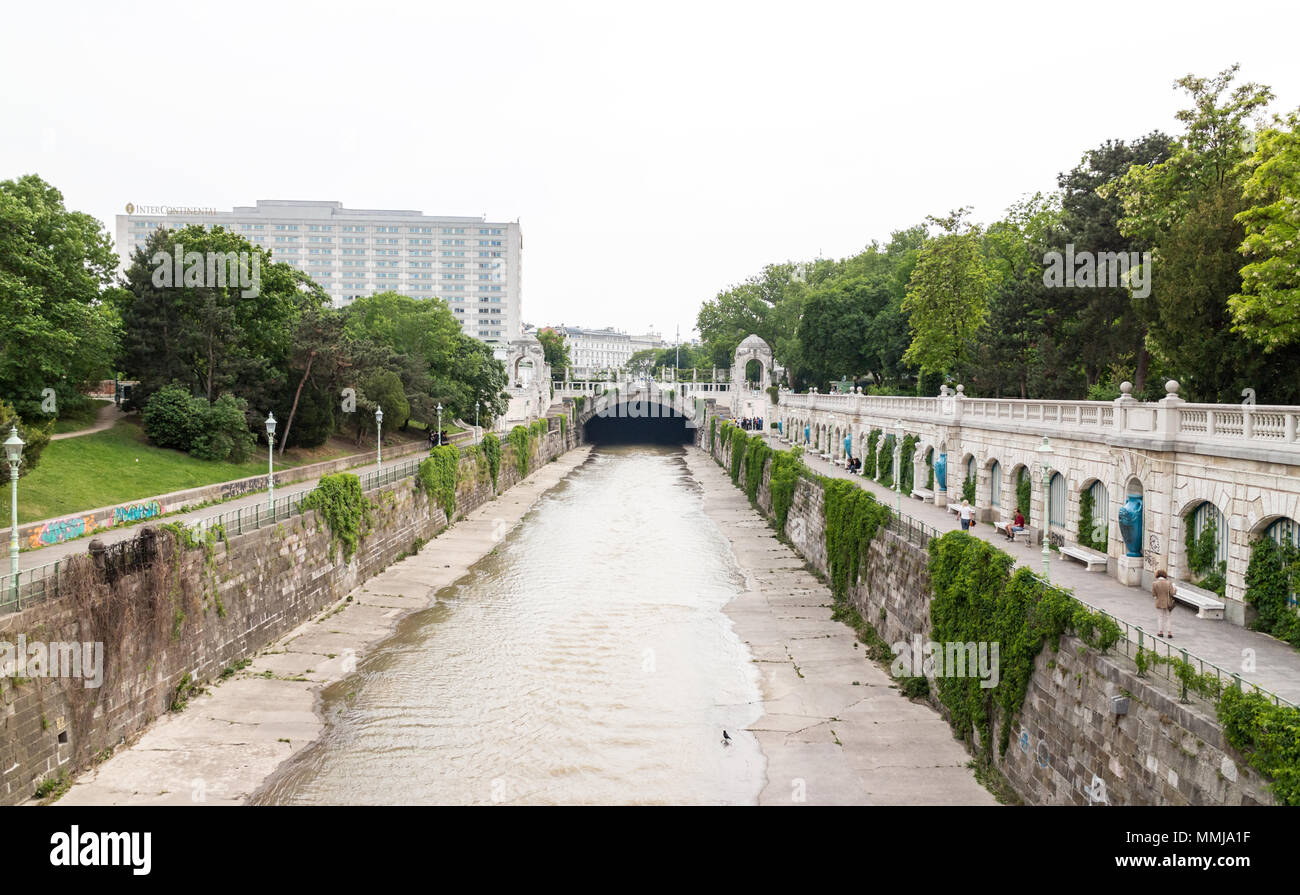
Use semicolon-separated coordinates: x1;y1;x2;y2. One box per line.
894;419;904;518
1036;435;1054;581
436;403;443;446
5;427;24;603
475;401;481;445
375;406;383;472
264;413;276;517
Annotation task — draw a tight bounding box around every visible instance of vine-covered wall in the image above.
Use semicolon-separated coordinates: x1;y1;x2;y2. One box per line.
696;402;1275;805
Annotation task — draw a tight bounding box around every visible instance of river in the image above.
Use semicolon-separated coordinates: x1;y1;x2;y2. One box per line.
254;444;766;805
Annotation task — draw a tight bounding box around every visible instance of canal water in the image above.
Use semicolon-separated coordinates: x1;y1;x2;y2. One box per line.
255;445;766;805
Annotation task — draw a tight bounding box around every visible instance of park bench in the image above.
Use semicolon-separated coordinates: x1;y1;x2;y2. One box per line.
1060;544;1108;572
1015;525;1039;546
1170;579;1226;620
911;487;934;502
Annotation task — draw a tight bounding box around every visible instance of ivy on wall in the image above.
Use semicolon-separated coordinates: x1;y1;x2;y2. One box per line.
1077;488;1106;552
1218;687;1300;806
928;531;1120;761
822;478;892;601
1244;537;1300;649
864;430;881;478
900;434;918;493
417;445;460;522
961;473;976;505
878;434;896;488
482;434;501;490
1184;511;1227;597
768;446;804;531
300;473;373;562
1016;470;1032;524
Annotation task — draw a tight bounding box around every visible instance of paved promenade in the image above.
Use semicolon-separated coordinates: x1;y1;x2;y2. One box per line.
759;432;1300;705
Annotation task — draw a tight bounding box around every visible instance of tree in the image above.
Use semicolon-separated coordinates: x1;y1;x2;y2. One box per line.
0;175;120;420
537;327;570;373
279;306;345;454
1230;110;1300;350
901;209;993;376
0;401;52;484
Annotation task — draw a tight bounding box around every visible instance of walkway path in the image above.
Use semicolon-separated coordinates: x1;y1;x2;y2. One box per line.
761;432;1300;705
685;447;996;805
49;402;125;441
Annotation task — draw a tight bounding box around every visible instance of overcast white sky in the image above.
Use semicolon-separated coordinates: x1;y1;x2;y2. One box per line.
3;1;1297;341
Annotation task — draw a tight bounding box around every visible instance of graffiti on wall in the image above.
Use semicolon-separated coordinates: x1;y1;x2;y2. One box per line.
112;500;162;525
29;515;95;548
1144;533;1161;571
219;476;272;502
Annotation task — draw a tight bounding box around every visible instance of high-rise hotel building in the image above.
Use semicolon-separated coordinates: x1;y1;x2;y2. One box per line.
115;199;522;345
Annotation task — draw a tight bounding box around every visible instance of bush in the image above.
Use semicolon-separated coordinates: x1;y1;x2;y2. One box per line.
191;394;255;463
0;400;53;484
482;434;501;489
143;384;201;450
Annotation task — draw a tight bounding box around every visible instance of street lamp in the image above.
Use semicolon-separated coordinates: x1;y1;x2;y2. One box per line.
5;426;24;603
1036;435;1054;581
894;419;904;518
264;413;276;516
436;403;443;446
375;406;383;472
475;401;481;445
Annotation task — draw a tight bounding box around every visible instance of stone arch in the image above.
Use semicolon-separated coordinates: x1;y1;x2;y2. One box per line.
731;334;774;413
987;457;1004;511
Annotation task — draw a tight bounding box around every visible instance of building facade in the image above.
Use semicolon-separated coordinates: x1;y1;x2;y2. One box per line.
559;326;665;376
115;199;522;345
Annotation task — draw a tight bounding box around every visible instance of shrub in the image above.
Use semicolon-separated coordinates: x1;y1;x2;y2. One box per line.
301;473;372;561
191;394;255;463
143;384;201;450
418;445;460;522
482;434;501;489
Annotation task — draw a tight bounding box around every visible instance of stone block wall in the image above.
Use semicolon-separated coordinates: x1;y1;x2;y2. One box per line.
699;407;1275;805
0;407;580;804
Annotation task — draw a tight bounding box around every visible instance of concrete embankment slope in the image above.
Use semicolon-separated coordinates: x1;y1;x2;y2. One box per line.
58;446;593;806
682;448;996;806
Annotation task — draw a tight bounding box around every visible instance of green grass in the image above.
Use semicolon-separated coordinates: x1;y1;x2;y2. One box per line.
6;419;354;524
405;418;466;435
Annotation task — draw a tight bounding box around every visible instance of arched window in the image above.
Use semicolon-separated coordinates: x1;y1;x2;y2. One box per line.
965;455;975;483
1049;472;1066;527
1188;501;1229;570
1083;480;1108;546
1265;517;1299;607
989;460;1002;508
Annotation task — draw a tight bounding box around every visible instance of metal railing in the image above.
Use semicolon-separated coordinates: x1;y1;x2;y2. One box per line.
0;456;426;615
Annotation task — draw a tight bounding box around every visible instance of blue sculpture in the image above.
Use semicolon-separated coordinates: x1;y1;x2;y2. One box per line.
935;453;948;491
1118;494;1144;558
844;435;851;457
804;425;810;445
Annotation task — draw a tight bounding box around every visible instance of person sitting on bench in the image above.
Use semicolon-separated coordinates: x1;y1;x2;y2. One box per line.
1002;509;1025;541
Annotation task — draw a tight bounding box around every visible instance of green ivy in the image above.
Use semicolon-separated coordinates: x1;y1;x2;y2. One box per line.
507;425;533;477
1016;469;1032;525
301;473;372;562
961;474;976;505
1244;537;1300;649
559;414;567;439
766;385;779;404
1078;488;1105;551
900;434;918;493
768;446;805;531
417;445;460;522
878;434;896;488
482;433;501;490
1218;687;1300;806
928;531;1122;761
822;478;891;601
1184;510;1227;597
743;435;771;502
864;429;881;478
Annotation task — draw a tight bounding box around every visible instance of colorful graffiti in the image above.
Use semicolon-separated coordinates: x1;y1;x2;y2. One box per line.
112;500;162;525
29;515;95;548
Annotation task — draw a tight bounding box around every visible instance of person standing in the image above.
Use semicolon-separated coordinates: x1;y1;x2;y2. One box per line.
959;499;974;531
1153;569;1176;638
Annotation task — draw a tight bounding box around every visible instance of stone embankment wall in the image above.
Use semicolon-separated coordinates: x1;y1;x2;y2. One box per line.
699;408;1274;805
0;411;580;804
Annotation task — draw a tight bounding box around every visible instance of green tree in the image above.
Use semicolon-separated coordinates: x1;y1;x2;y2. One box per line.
537;327;570;373
0;174;121;420
902;209;993;377
1230;110;1300;350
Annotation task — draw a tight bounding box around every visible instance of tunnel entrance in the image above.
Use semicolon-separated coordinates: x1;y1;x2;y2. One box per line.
582;400;695;445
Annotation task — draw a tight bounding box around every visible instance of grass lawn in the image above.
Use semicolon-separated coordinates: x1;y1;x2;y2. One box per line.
5;418;401;524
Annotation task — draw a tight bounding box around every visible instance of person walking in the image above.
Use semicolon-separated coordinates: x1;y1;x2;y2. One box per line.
959;499;974;531
1153;569;1177;638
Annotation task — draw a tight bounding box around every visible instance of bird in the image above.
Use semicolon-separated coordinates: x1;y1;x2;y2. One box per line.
721;730;732;747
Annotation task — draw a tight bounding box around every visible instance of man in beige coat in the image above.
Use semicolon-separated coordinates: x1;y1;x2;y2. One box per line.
1153;569;1177;638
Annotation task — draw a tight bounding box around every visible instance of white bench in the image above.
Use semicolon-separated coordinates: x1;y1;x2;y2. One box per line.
1060;544;1108;572
911;488;934;502
1015;526;1039;546
1170;580;1226;620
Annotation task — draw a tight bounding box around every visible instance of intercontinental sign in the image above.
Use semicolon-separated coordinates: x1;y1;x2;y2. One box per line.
124;202;220;216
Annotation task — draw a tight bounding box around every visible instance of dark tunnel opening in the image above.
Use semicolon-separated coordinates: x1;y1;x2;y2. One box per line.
582;405;695;444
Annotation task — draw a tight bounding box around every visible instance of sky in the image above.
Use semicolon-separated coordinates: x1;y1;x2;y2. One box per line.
3;0;1298;342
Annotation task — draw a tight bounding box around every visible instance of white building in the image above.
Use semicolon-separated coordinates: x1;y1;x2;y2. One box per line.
115;199;522;345
558;326;665;376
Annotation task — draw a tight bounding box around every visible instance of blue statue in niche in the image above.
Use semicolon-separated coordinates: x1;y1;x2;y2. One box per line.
844;435;851;457
1118;495;1144;558
935;453;948;491
804;425;810;444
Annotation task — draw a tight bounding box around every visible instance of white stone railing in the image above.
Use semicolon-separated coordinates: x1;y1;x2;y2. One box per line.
776;383;1300;453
